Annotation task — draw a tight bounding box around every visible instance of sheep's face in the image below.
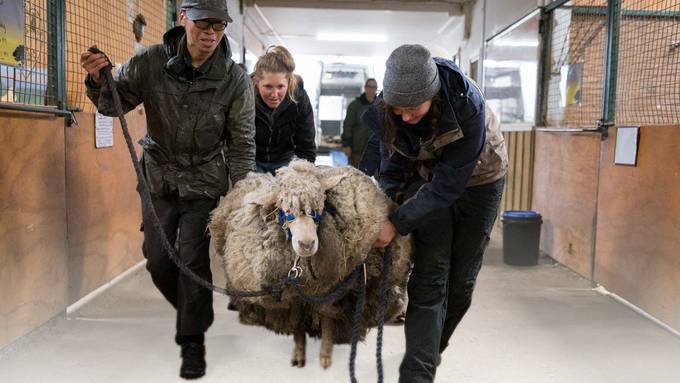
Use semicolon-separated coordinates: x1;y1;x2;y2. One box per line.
275;168;324;258
244;160;347;258
283;209;319;257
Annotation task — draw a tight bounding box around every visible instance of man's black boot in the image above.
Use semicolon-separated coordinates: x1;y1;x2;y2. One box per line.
178;335;206;379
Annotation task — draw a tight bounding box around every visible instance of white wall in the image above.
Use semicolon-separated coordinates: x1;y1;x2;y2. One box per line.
460;0;486;79
226;0;245;63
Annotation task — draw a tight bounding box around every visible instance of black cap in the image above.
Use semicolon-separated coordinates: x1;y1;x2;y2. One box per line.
181;0;232;22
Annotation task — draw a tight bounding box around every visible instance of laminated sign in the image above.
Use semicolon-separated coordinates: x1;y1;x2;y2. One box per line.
95;112;114;148
0;0;24;66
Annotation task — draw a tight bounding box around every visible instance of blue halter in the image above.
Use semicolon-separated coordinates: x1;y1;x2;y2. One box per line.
277;208;322;241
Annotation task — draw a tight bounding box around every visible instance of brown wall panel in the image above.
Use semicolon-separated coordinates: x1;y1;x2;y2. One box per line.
65;111;147;305
501;130;534;213
512;133;523;209
532;132;600;278
522;132;535;209
595;126;680;330
500;132;514;212
0;112;68;348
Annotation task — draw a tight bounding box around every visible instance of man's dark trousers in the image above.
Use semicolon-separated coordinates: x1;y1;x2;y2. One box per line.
141;192;218;338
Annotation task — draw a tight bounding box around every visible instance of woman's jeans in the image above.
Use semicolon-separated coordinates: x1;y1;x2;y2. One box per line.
399;177;505;383
255;160;290;175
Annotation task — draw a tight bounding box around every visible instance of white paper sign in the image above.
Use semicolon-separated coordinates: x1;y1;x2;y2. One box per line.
614;126;639;166
95;112;114;148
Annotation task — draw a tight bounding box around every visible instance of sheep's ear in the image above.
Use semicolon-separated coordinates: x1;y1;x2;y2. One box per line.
244;190;277;207
320;173;347;193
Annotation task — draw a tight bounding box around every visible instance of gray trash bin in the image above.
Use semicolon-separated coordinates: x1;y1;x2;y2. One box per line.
501;211;542;266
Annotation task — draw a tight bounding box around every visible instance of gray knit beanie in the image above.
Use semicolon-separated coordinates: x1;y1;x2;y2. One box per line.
383;44;440;107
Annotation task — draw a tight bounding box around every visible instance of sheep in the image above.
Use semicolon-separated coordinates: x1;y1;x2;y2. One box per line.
208;160;413;369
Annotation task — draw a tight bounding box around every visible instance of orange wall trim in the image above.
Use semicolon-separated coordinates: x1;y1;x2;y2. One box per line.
532;131;601;279
0;111;69;348
594;125;680;330
0;109;147;349
65;111;147;305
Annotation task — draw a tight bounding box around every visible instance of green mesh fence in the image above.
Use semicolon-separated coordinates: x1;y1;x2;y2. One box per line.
65;0;168;112
544;0;608;128
1;0;168;111
615;0;680;126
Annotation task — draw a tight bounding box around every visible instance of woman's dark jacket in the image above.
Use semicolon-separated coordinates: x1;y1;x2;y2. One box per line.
254;84;316;164
360;58;507;236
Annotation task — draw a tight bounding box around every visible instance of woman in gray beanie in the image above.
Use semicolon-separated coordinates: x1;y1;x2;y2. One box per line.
364;44;507;382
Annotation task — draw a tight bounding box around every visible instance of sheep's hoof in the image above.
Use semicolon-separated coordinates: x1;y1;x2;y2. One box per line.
291;353;306;368
320;356;332;369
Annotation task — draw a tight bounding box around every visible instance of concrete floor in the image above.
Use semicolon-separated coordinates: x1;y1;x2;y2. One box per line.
1;235;679;383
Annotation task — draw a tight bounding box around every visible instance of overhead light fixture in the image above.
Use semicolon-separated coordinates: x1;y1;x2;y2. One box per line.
316;33;387;43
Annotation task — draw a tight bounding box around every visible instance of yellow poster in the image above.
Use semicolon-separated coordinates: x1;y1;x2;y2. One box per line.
0;0;25;66
566;63;582;106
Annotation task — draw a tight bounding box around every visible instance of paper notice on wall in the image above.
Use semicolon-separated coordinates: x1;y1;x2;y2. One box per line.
95;112;114;148
614;126;639;166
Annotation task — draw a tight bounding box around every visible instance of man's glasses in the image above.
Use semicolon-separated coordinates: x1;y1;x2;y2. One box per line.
192;19;228;31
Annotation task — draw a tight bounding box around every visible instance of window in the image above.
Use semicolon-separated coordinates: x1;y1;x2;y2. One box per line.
484;10;540;127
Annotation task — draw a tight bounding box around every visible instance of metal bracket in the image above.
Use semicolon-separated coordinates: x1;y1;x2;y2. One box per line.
597;119;614;141
287;256;303;281
65;110;80;128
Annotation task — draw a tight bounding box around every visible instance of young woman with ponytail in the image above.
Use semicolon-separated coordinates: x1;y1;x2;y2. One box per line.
252;46;316;174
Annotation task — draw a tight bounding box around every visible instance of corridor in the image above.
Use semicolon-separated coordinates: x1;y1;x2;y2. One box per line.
1;235;678;383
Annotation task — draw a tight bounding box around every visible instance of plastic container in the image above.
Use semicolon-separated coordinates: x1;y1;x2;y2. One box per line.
501;210;542;266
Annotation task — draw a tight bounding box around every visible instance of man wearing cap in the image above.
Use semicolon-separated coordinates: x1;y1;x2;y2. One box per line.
365;44;507;382
80;0;254;379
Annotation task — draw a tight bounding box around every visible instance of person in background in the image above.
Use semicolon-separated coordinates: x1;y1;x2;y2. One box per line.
365;44;508;383
342;78;378;167
133;13;147;53
80;0;255;379
252;46;316;174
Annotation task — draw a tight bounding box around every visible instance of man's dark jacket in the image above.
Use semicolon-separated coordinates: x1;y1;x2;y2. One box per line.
341;93;373;155
86;26;256;200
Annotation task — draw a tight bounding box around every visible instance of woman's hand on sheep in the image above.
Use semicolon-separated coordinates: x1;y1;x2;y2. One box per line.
373;219;397;248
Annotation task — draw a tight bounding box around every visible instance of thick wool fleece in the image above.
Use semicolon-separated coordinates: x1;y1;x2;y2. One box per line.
208;160;413;344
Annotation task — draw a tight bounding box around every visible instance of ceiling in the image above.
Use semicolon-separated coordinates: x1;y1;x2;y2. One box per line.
246;0;467;12
245;0;469;57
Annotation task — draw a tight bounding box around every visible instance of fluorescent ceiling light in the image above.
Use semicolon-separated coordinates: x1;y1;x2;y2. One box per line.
316;33;387;43
492;40;539;47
